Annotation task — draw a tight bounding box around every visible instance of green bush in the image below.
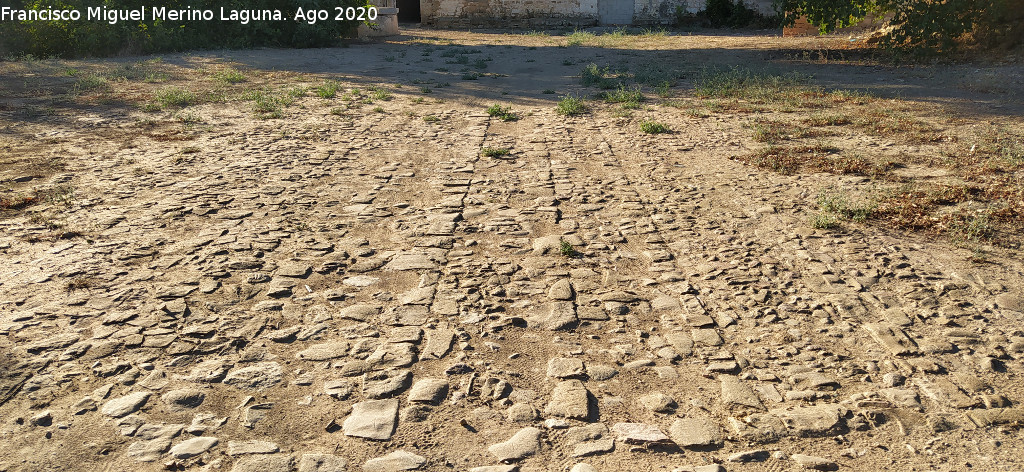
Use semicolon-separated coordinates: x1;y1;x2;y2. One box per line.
640;120;671;134
698;0;778;28
556;95;587;116
0;0;369;58
778;0;1022;54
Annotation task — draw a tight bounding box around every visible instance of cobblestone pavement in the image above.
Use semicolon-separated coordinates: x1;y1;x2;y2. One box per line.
2;29;1023;472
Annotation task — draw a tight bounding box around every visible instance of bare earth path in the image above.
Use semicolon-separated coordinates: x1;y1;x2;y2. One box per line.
1;28;1023;472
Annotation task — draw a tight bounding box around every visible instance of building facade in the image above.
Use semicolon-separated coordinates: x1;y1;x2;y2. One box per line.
404;0;776;27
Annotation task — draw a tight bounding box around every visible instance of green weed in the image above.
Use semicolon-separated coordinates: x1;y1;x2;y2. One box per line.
481;147;511;157
486;104;518;121
640;120;670;134
556;95;587;116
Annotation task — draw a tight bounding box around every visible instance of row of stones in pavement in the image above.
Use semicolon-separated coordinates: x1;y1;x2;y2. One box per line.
593;125;1024;430
20;120;489;466
9;109;1024;466
460;119;909;458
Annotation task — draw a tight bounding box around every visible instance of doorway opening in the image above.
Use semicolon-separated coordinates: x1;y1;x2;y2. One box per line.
397;0;420;23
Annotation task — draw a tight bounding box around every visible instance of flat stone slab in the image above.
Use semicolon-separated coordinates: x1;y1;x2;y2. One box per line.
639;392;676;413
864;323;919;356
421;329;454;359
231;455;293;472
296;342;350;361
669;416;722;447
408;378;449;404
770;404;846;436
611;423;672;445
720;375;764;411
488;427;541;462
791;454;839;470
161;389;205;412
547;357;585;379
101;392;151;418
339;304;381;321
223;362;283;390
363;450;426;471
385;253;439;271
299;453;349;472
127;438;171;462
343;399;399;440
170;436;218;459
228;440;279;455
545;380;590;419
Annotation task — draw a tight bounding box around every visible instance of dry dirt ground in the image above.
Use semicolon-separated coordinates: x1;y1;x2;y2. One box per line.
1;27;1024;472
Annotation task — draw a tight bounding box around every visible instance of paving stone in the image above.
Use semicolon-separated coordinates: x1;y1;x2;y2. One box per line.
727;450;769;462
228;440;280;455
863;323;919;356
965;408;1024;426
545;380;591;419
160;388;204;412
549;279;574;300
299;453;349;472
363;370;412;399
913;377;979;409
422;329;455;359
586;365;618;381
126;439;171;462
639;392;677;413
339;304;381;321
296;342;350;361
4;39;1017;472
673;465;726;472
134;423;184;441
232;454;293;472
469;466;517;472
770;404;846;436
363;450;427;471
488;427;541;462
720;376;764;411
101;392;151;418
223;362;283;390
169;436;218;459
547;357;585;379
572;438;615;457
400;286;436;305
669;416;723;448
324;380;353;400
611;423;672;445
386;253;438;271
188;413;227;435
538;301;578;331
408;378;449;404
343;399;400;440
791;454;839;470
507;403;538;423
691;329;723;346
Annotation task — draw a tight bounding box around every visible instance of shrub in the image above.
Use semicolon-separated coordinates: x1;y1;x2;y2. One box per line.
640;120;670;134
699;0;778;28
778;0;1021;53
556;95;587;116
481;147;510;157
486;104;518;121
0;0;369;58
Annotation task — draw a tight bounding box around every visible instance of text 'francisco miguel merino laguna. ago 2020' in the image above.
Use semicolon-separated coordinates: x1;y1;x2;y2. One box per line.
0;6;379;25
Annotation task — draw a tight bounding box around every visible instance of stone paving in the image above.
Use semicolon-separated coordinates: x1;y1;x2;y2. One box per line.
2;30;1024;472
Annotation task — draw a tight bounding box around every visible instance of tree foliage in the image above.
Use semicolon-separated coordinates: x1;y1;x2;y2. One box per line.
0;0;367;58
775;0;1022;53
